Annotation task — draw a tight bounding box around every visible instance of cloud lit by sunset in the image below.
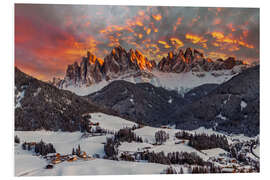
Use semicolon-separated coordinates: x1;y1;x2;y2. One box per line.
15;4;259;81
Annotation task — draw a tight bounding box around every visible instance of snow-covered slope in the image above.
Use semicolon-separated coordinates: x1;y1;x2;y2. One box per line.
89;112;137;131
62;80;110;96
151;70;236;95
253;145;260;158
61;68;239;96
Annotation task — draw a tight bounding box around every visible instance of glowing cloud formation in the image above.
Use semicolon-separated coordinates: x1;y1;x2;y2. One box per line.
15;4;259;80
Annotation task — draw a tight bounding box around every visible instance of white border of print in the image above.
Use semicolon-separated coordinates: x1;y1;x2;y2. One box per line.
1;0;269;180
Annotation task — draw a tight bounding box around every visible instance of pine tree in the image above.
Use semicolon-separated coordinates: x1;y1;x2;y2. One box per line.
180;167;184;174
22;142;26;150
15;135;20;144
72;148;75;155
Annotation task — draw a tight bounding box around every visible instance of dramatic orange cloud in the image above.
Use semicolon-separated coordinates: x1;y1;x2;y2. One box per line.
211;31;254;49
152;14;162;21
15;5;259;81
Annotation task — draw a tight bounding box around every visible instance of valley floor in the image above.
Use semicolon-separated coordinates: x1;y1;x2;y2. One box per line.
14;113;259;176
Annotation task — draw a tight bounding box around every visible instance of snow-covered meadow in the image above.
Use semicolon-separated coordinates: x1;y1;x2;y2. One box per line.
15;113;259;176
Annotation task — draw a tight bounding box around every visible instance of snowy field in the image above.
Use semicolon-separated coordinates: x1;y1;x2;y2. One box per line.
15;145;167;176
15;112;259;176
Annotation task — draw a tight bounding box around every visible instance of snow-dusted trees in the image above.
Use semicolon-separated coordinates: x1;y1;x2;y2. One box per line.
165;164;222;174
165;166;177;174
155;130;169;144
104;127;143;159
175;131;229;151
72;148;75;155
15;135;20;144
140;151;205;166
21;140;56;156
22;142;26;150
75;144;81;156
115;128;143;143
34;140;56;156
104;137;119;158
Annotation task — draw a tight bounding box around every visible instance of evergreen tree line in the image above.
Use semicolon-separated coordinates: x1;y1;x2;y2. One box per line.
138;151;206;166
165;166;184;174
175;131;229;151
22;140;56;156
114;128;143;143
191;164;222;173
165;164;222;174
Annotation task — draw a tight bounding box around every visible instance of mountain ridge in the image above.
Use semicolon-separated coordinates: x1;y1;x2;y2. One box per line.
51;46;249;90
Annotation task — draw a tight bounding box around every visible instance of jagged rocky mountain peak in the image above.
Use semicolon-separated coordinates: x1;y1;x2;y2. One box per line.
53;46;249;88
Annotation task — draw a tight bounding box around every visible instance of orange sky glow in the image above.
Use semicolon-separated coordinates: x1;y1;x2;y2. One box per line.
15;5;259;81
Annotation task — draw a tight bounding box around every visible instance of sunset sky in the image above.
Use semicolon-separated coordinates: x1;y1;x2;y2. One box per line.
15;4;259;81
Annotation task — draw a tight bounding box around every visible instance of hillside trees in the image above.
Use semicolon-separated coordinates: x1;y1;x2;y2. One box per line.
155;130;169;144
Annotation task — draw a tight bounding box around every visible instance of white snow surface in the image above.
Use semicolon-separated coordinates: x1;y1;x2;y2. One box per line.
253;145;260;157
216;113;227;120
90;112;137;131
118;142;153;152
62;80;110;96
240;100;248;111
201;148;228;157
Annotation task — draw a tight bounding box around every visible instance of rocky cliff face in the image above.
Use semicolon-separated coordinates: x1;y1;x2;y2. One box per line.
157;48;245;73
54;46;248;89
64;51;104;87
58;46;155;88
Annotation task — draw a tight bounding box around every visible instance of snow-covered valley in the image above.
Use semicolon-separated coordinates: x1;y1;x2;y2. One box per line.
15;113;260;176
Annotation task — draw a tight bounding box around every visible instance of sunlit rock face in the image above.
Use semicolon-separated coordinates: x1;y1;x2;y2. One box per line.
58;46;155;88
157;48;246;73
54;46;248;89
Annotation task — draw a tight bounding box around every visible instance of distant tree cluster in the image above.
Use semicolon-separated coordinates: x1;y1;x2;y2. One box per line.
191;166;210;174
114;128;143;143
191;165;222;174
165;164;222;174
139;151;206;166
104;127;143;158
72;144;82;156
34;140;56;156
165;166;184;174
120;152;135;162
155;130;169;144
80;117;91;133
104;137;120;158
175;131;229;151
15;135;20;144
22;140;56;156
